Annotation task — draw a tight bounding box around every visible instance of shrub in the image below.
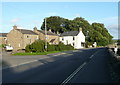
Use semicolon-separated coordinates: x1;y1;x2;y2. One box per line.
0;44;5;48
66;44;74;50
54;45;59;51
31;40;46;52
47;45;55;51
25;40;46;52
25;40;74;52
57;42;74;51
25;44;31;52
58;42;65;51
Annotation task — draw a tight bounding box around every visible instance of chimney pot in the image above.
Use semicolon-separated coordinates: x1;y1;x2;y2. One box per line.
79;27;82;32
33;27;37;31
13;25;17;29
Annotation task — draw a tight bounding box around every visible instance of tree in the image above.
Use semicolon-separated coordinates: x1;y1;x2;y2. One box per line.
40;16;113;46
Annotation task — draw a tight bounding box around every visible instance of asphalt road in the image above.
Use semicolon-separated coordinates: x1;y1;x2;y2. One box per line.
2;48;112;84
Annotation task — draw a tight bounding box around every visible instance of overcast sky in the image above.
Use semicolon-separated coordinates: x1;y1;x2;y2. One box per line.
1;2;118;39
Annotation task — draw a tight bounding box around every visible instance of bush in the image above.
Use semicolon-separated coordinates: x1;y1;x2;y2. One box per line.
47;45;55;51
57;42;74;51
25;40;74;52
58;42;66;51
54;45;60;51
25;44;31;52
31;40;47;52
0;44;5;48
66;44;74;50
25;40;46;52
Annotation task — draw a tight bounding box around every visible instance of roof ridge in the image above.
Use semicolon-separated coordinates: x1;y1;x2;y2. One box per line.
60;31;79;37
16;29;38;35
37;30;58;36
16;28;32;31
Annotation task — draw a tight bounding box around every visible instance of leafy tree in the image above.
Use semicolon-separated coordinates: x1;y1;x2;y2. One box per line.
41;16;113;46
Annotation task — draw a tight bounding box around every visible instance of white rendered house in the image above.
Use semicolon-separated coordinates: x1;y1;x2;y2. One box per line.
60;28;85;49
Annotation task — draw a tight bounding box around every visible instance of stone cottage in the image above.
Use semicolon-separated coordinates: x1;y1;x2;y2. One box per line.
7;25;39;51
33;27;59;45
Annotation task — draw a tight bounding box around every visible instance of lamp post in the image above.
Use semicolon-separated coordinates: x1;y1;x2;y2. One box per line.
45;18;47;51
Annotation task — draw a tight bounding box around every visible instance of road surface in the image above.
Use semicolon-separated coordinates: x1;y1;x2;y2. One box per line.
2;48;113;84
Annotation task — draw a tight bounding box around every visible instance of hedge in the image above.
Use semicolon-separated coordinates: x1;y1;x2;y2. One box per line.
25;40;74;52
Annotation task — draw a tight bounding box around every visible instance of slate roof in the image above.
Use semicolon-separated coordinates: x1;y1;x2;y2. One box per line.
0;33;8;37
16;29;38;35
60;31;79;37
37;30;59;36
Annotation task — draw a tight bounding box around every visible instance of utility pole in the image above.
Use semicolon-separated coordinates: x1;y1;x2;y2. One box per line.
45;18;47;51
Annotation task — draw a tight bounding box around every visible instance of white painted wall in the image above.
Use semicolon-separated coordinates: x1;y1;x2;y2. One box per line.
60;36;76;46
75;31;85;49
60;31;85;49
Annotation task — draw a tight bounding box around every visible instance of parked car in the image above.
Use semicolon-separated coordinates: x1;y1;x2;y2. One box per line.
5;46;13;51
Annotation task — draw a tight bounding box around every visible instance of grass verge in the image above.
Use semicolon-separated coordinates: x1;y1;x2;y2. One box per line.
12;51;66;56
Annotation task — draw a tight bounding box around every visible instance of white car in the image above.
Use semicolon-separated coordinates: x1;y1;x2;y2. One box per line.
5;46;13;51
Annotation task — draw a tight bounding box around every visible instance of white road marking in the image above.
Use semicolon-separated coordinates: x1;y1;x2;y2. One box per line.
61;62;87;85
90;55;94;58
61;49;102;84
89;50;101;59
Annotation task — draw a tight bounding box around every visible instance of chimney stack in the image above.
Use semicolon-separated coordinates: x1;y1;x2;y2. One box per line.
33;27;37;31
79;27;82;32
13;25;17;29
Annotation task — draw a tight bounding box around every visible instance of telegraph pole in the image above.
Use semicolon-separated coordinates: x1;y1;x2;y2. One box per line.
45;18;47;51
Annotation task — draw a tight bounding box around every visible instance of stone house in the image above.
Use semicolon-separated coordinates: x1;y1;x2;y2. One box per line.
0;33;8;45
33;27;59;45
7;25;39;51
60;28;85;49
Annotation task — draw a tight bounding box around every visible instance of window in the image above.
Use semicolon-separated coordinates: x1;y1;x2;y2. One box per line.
27;36;29;38
73;36;75;40
19;44;21;47
81;42;85;47
62;37;64;41
73;43;74;46
36;36;39;40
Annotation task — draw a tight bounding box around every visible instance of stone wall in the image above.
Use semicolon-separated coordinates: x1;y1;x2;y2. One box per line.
7;29;23;51
7;29;39;51
0;37;7;45
33;29;59;44
23;34;39;49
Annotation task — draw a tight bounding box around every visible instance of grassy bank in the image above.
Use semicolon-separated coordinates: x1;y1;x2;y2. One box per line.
12;50;67;56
